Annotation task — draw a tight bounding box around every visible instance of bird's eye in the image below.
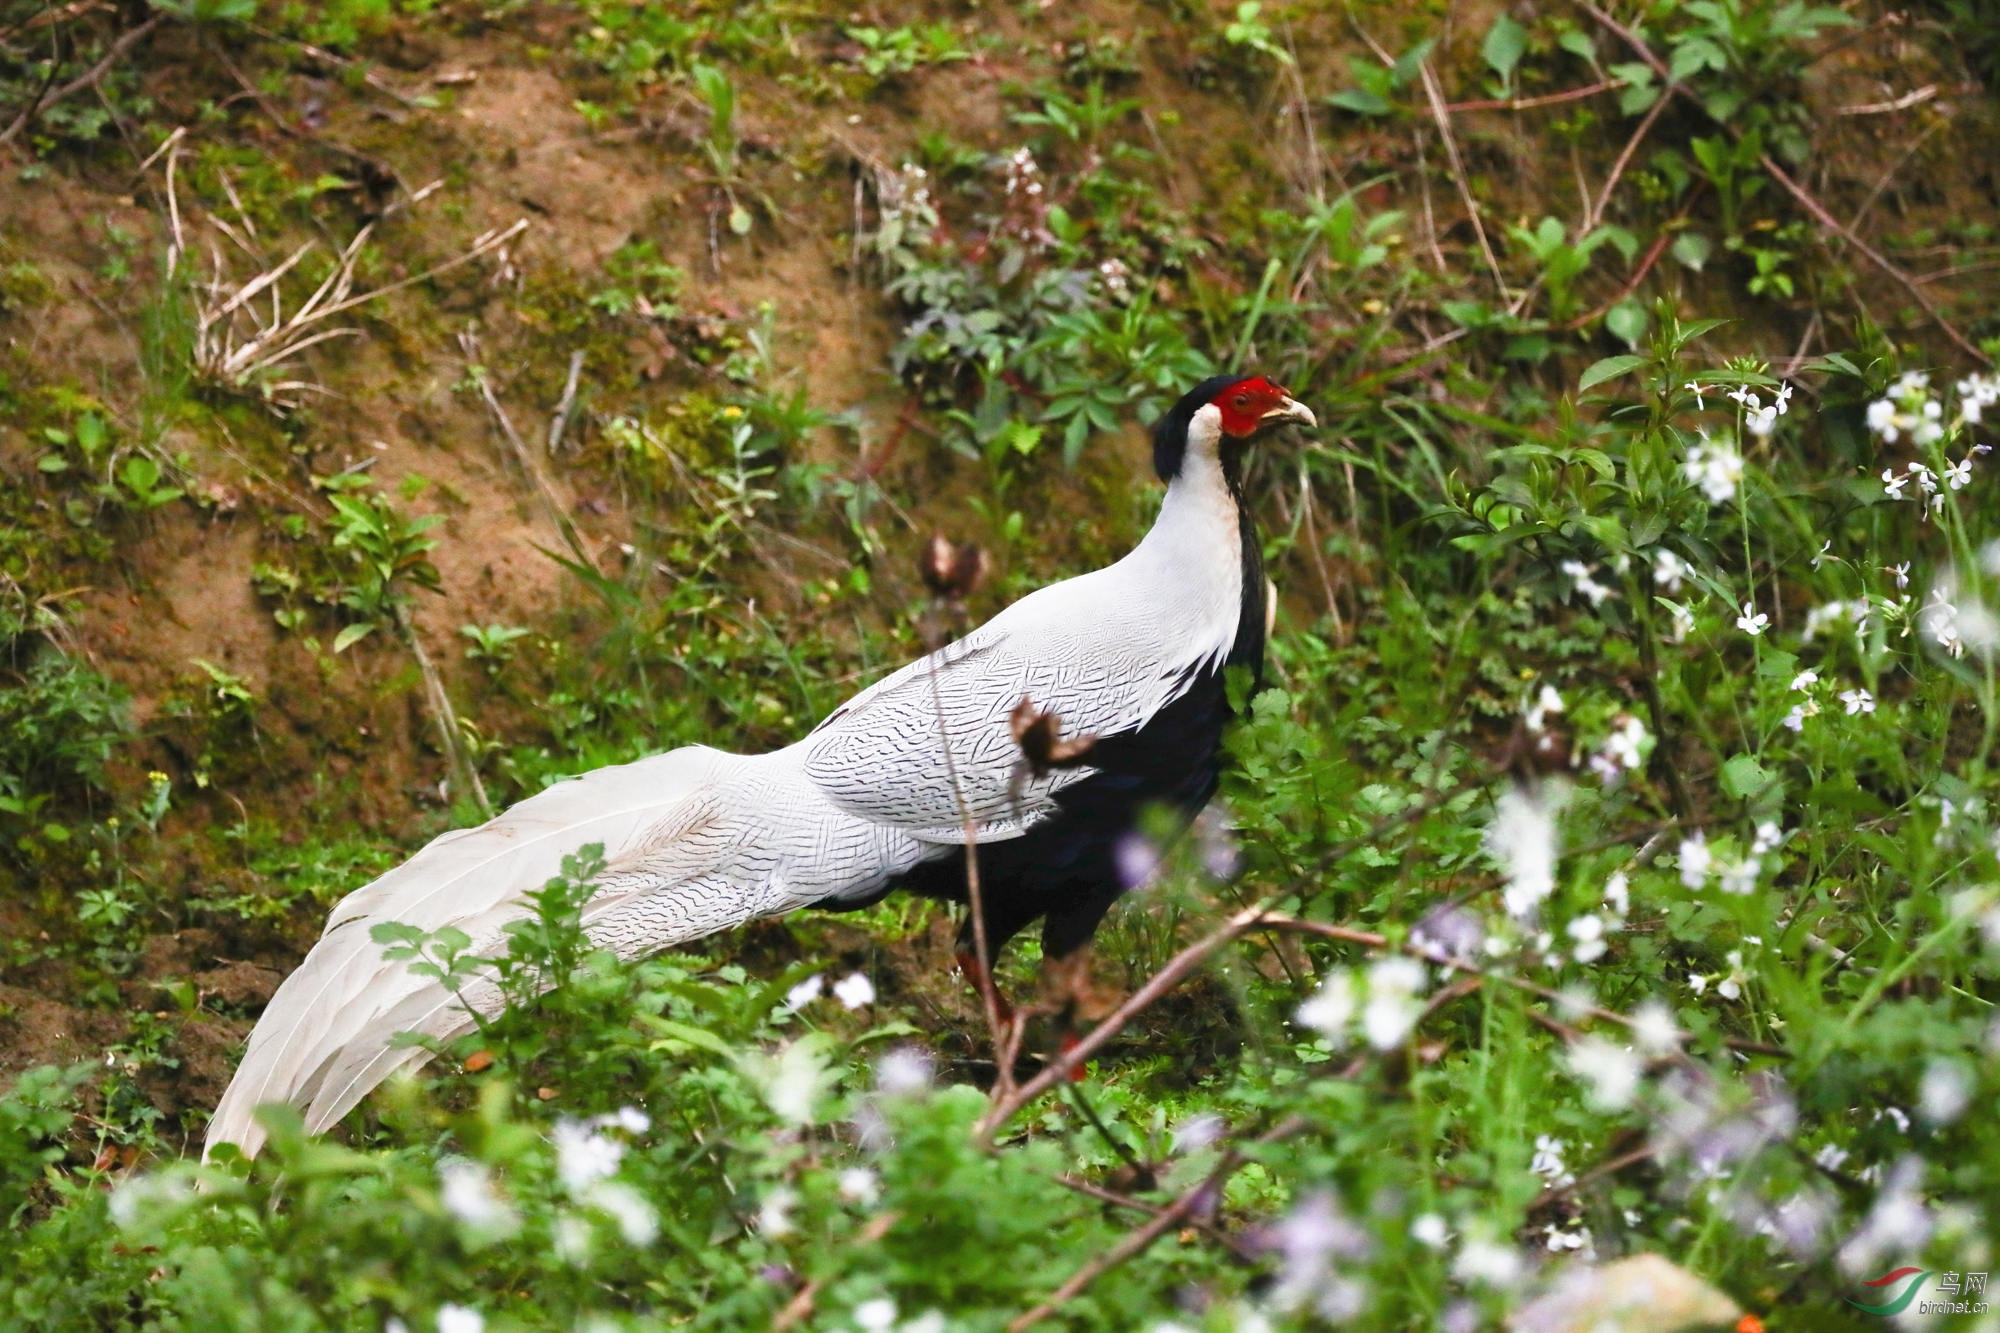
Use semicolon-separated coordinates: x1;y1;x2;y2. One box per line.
1232;393;1249;408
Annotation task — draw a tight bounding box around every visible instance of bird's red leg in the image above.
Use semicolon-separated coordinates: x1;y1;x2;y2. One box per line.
1039;946;1118;1083
954;948;1016;1027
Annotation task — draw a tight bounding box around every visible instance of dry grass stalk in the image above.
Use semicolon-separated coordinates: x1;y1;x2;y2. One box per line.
158;136;529;410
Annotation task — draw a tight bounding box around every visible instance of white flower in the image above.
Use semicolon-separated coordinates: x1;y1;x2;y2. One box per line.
551;1119;624;1192
785;974;824;1010
1172;1113;1226;1155
1790;669;1818;691
1631;1000;1681;1055
1812;539;1831;570
438;1158;518;1236
1881;467;1909;500
1745;402;1778;437
1544;1223;1594;1254
1525;684;1565;731
1361;955;1429;1050
1684;436;1744;503
1561;559;1616;607
1566;914;1606;964
1603;870;1630;920
106;1171;195;1231
609;1106;650;1135
1751;821;1784;855
839;1167;882;1205
832;971;876;1009
1568;1035;1643;1110
1653;548;1688;592
436;1306;484;1333
1773;382;1794;414
1296;969;1358;1043
854;1298;899;1333
1453;1235;1525;1288
1813;1143;1849;1172
1866;398;1898;439
1839;688;1875;715
1918;1060;1972;1125
1683;380;1707;410
1718;858;1760;895
1782;704;1807;731
1716;949;1747;1001
1665;600;1695;642
1530;1134;1572;1185
875;1046;933;1096
1594;715;1648;779
1958;371;1999;423
1677;832;1712;888
584;1180;659;1246
1804;598;1868;641
751;1039;834;1125
1736;602;1769;636
1688;972;1710;995
1411;1212;1451;1248
1945;457;1972;490
758;1185;799;1237
1839;1157;1933;1277
1488;784;1561;920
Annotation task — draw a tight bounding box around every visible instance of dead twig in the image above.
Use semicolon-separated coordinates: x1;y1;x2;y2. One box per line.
1584;88;1671;233
458;331;588;560
1834;85;1936;115
1009;1116;1307;1330
1760;153;1989;365
1448;78;1627;113
547;349;586;455
392;602;491;818
0;13;163;149
1418;60;1510;299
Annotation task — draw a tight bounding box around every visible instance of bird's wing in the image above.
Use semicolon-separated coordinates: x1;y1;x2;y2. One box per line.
801;616;1204;843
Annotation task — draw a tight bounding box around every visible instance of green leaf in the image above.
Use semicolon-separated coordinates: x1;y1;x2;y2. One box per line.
1721;753;1774;801
1328;87;1391;116
1605;299;1650;348
639;1016;737;1058
332;622;378;653
1671;231;1714;272
1482;15;1527;80
1579;354;1648;391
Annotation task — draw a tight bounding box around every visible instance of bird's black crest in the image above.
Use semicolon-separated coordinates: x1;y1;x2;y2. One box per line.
1151;373;1246;481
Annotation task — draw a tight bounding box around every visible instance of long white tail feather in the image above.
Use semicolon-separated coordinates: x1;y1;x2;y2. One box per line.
205;743;930;1159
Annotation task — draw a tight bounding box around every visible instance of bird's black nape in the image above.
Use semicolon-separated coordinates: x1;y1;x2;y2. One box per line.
1151;373;1249;481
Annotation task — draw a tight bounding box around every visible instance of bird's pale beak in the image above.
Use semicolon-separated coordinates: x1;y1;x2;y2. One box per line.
1260;396;1317;429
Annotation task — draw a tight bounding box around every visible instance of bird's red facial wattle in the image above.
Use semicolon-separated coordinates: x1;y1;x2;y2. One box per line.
1209;376;1308;437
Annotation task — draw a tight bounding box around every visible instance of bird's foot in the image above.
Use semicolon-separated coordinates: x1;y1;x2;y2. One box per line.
1038;947;1123;1081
